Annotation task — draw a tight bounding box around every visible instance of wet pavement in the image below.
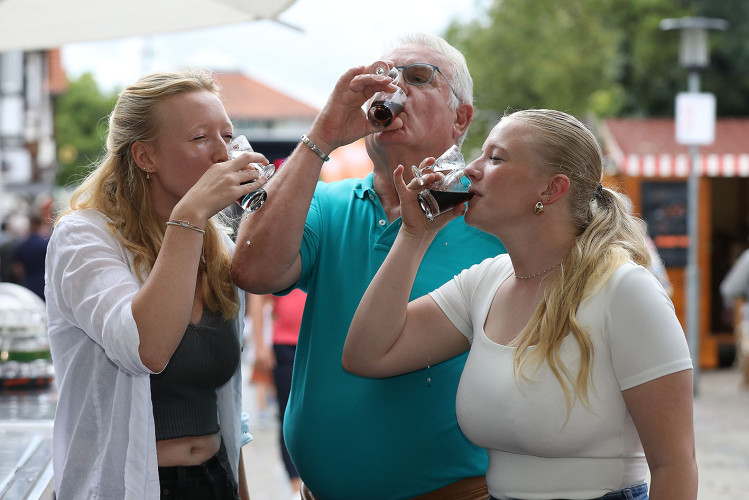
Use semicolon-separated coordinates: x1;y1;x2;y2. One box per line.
1;363;747;499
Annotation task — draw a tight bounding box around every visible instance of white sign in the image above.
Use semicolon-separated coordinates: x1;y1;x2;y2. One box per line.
675;92;716;146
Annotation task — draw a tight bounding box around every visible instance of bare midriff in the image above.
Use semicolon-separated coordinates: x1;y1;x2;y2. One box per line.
156;432;221;466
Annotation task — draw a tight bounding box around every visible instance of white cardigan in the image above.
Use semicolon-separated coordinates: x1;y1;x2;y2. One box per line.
45;209;244;499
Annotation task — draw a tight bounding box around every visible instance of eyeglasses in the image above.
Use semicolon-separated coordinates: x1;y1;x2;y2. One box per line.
394;63;459;100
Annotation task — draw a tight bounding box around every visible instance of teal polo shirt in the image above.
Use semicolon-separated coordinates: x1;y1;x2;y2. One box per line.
283;173;506;500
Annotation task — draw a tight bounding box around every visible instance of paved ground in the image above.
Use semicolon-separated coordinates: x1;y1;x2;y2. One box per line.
241;378;296;500
1;362;745;499
691;366;749;499
241;364;749;500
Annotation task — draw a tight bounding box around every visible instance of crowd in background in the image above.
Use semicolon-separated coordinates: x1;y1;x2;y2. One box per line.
0;196;54;300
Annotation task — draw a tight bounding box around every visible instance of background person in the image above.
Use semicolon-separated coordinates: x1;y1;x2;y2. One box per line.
622;195;673;296
247;293;277;424
720;246;749;387
250;289;306;497
343;108;697;500
45;69;264;499
0;214;27;284
12;213;50;300
232;33;505;499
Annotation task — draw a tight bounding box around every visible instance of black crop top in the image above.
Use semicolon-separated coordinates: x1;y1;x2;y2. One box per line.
150;309;240;440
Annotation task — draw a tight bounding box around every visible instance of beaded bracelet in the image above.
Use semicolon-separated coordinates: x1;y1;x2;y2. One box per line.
301;134;330;162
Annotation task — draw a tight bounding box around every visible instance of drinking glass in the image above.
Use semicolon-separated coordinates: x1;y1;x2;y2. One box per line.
367;61;407;128
228;135;275;212
411;145;465;186
415;146;473;221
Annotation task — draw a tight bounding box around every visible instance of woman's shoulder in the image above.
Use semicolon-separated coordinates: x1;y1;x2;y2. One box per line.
459;254;512;283
52;209;115;241
609;261;656;286
599;261;668;304
55;209;111;231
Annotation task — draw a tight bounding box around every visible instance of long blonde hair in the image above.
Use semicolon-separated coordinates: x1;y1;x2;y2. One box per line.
58;69;239;319
507;109;650;414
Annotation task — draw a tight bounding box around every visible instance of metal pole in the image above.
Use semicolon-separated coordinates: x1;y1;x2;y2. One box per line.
686;70;701;393
661;16;727;395
0;52;5;228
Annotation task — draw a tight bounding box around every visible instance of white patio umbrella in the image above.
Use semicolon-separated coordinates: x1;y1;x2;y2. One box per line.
0;0;298;52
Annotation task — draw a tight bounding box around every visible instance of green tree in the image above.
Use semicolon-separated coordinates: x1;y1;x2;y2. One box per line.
445;0;625;156
443;0;749;154
601;0;691;117
54;73;118;188
687;0;749;117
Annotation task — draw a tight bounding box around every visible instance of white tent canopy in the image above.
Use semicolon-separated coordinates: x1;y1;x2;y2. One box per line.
0;0;297;52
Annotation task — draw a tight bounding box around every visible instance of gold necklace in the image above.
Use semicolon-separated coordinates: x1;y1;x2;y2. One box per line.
514;261;561;280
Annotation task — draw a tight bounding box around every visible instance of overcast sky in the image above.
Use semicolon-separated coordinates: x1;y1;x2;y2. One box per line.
61;0;486;109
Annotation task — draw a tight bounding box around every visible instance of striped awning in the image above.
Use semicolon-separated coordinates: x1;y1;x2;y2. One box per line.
603;118;749;178
619;153;749;177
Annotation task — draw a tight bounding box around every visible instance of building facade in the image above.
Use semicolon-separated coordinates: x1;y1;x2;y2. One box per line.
0;49;65;223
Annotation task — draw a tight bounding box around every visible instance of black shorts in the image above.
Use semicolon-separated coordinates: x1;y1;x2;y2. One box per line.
157;440;238;500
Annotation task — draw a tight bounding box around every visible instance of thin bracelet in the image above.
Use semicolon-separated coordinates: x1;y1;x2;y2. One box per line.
301;134;330;162
166;220;206;235
166;220;206;263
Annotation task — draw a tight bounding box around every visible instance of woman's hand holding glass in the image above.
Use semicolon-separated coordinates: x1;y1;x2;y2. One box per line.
229;135;275;212
410;145;473;221
393;158;464;239
173;142;267;223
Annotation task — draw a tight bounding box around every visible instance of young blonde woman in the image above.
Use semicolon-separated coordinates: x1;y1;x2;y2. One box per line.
45;69;266;499
343;109;697;500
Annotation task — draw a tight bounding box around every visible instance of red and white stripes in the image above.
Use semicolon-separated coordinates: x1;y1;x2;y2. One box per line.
618;153;749;177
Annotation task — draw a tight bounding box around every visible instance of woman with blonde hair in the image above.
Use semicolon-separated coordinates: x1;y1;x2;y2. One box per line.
343;109;697;499
45;69;266;499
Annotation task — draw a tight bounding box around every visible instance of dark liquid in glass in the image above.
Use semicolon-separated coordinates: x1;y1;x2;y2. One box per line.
368;100;405;127
429;190;474;213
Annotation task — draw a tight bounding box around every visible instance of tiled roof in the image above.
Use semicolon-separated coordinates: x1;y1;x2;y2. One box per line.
215;71;319;120
602;118;749;177
603;118;749;156
46;48;68;95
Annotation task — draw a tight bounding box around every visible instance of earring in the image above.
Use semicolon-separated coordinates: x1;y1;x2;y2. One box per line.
142;167;151;180
534;201;544;215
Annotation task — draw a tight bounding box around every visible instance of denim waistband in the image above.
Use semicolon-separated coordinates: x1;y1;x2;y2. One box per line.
488;482;649;500
596;483;648;500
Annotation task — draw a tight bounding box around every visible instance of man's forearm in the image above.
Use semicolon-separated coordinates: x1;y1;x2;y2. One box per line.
232;138;327;293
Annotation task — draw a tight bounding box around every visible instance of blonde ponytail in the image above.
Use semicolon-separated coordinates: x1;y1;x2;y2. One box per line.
506;109;650;416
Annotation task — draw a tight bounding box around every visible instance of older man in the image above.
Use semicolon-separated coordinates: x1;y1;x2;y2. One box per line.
233;33;505;499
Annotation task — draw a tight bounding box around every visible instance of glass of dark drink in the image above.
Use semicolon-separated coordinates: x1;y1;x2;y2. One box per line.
415;146;473;221
228;135;275;212
411;145;465;186
367;61;407;128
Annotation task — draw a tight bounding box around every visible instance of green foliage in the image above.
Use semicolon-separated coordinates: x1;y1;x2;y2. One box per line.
446;0;623;155
603;0;693;116
444;0;745;157
54;73;118;188
691;0;749;116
